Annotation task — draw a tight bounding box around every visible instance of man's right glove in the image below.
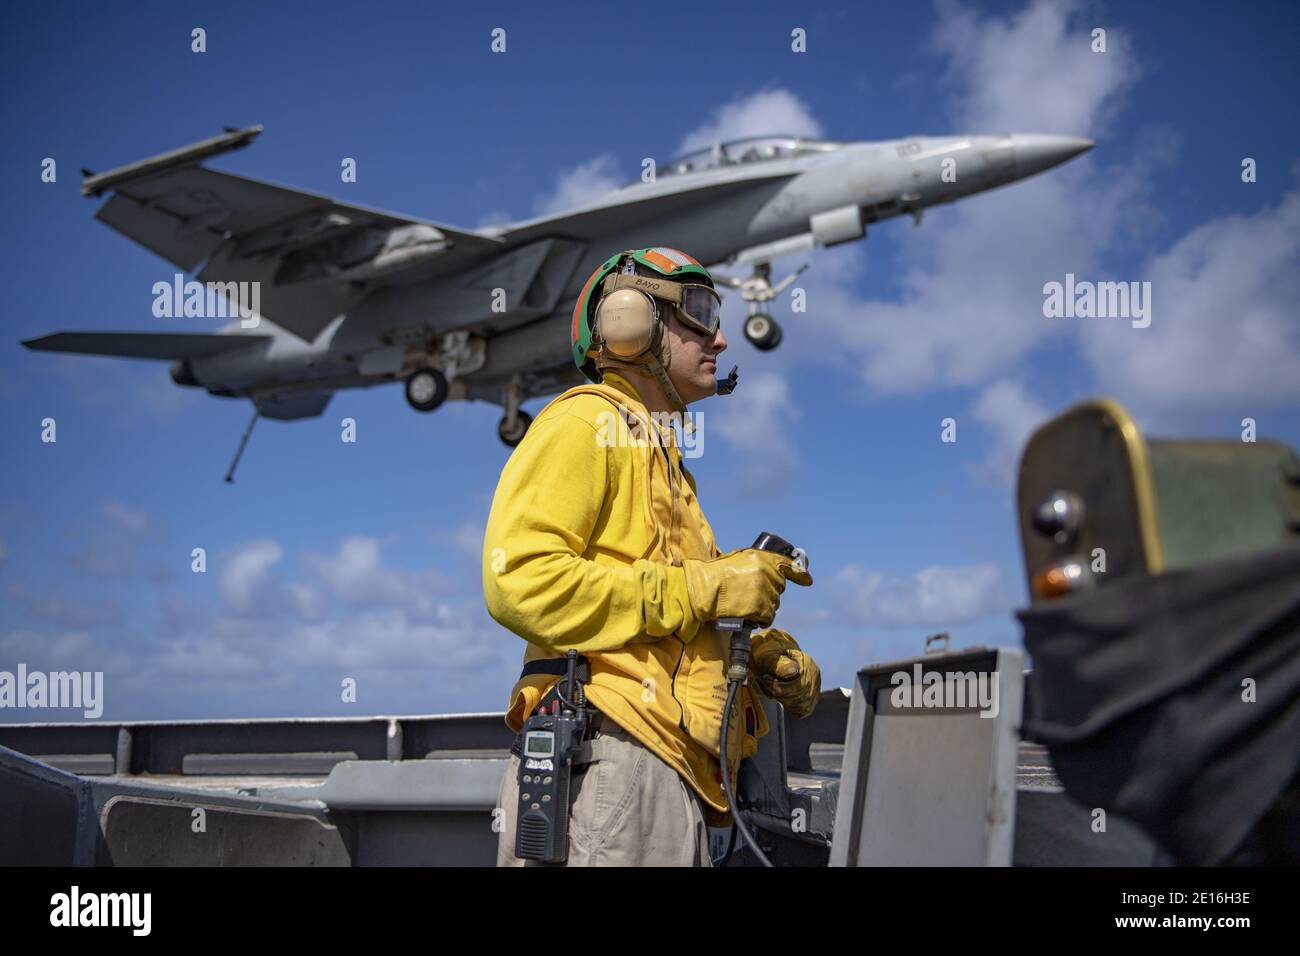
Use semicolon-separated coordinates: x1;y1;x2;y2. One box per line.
682;548;813;636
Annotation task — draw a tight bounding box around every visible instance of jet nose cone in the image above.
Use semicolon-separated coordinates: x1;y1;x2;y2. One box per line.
1010;133;1094;179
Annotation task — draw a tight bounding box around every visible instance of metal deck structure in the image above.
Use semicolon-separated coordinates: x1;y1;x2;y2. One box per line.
0;651;1162;866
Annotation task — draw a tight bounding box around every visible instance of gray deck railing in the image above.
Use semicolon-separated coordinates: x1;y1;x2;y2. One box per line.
0;691;854;778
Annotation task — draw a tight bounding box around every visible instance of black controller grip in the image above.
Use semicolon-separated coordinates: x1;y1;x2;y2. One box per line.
751;530;795;555
750;531;808;574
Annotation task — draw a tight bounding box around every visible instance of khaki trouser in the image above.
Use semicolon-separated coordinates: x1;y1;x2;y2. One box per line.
496;717;712;867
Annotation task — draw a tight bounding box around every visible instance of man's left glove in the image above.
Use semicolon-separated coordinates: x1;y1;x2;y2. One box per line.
750;629;820;717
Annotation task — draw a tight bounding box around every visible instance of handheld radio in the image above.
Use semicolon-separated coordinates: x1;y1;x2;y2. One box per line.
514;650;589;863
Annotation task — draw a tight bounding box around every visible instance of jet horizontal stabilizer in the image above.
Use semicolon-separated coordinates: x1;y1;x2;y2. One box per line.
21;331;270;361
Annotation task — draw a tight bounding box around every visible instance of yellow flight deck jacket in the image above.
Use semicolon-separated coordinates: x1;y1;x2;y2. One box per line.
482;370;768;824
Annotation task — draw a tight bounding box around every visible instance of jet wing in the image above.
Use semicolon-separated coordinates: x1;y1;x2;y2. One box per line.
94;167;501;272
22;331;269;360
84;128;504;342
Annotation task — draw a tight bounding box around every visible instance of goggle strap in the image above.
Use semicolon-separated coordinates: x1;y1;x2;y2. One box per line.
597;276;721;337
599;272;683;304
599;273;720;307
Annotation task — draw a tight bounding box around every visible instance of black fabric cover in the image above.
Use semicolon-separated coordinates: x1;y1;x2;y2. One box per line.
1019;541;1300;865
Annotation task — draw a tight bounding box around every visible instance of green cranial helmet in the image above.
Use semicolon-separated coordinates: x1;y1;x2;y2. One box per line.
570;246;719;385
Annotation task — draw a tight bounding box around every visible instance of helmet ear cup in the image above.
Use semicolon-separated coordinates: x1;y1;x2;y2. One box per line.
594;288;656;357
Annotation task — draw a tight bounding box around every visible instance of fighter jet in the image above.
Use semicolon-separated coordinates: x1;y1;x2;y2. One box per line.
21;125;1091;473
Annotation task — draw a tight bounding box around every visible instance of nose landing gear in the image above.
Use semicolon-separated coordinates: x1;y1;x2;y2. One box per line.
713;261;807;352
743;313;783;351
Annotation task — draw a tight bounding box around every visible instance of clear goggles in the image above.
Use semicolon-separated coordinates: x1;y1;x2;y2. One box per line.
673;284;724;337
601;273;723;337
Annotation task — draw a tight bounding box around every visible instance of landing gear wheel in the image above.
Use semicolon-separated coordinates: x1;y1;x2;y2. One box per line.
744;313;783;351
497;409;533;447
405;369;448;412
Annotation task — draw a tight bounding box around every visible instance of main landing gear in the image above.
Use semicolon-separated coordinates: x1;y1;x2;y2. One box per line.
404;368;449;412
497;374;531;448
404;364;530;448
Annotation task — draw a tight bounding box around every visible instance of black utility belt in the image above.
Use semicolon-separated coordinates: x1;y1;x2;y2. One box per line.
511;653;601;760
518;655;591;682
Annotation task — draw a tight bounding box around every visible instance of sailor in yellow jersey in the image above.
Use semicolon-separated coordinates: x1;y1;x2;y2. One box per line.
484;247;820;866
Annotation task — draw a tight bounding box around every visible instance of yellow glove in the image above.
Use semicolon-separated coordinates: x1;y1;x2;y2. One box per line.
682;549;813;636
750;628;820;717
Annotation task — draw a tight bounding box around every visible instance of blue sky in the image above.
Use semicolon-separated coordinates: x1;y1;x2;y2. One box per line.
2;0;1297;722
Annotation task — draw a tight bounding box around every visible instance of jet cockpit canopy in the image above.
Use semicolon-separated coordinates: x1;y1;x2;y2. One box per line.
657;136;844;180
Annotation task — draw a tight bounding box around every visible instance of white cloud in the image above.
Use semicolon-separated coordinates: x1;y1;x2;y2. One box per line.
154;635;266;680
145;583;505;696
0;628;98;665
788;0;1300;462
218;539;320;619
67;503;170;582
5;581;125;628
675;89;824;155
475;208;514;229
281;606;498;672
132;369;202;419
831;561;1009;627
300;535;451;612
0;627;135;675
799;2;1141;400
47;354;200;424
1080;179;1300;429
139;533;510;704
970;379;1051;483
808;0;1296;439
441;520;486;561
932;0;1139;134
532;87;824;222
530;88;824;222
533;154;623;216
3;521;512;718
103;500;149;534
707;370;800;496
219;539;283;611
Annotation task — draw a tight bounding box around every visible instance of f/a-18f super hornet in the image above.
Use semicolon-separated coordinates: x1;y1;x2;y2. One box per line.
22;124;1091;472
